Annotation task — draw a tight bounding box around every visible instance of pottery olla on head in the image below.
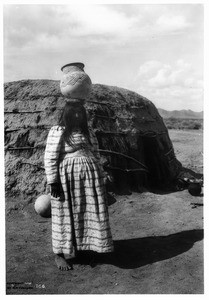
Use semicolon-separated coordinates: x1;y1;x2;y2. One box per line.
60;62;92;101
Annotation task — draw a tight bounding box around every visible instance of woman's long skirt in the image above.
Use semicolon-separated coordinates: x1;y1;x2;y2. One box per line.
51;154;114;256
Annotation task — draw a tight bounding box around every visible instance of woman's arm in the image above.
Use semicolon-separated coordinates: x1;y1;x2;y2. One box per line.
44;126;63;186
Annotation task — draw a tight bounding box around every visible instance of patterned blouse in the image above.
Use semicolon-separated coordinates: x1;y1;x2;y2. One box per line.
44;125;102;185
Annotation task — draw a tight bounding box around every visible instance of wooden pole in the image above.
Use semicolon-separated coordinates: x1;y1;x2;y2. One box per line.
98;149;148;171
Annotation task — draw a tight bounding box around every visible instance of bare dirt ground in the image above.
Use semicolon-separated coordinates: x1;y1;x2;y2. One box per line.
6;129;203;294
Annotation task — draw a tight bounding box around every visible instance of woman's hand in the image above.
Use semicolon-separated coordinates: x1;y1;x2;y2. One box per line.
50;183;60;198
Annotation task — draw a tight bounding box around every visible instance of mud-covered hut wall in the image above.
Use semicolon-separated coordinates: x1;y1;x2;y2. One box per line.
4;80;182;202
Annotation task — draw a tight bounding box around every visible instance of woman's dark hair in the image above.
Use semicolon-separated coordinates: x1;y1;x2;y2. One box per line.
59;102;91;147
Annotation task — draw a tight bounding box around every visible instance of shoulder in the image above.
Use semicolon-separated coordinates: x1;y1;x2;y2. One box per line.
49;125;64;132
51;125;64;131
48;126;64;137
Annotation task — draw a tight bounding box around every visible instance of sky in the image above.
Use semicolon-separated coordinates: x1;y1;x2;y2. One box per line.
3;2;204;111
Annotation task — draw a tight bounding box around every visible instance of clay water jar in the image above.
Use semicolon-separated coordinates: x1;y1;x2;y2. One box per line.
188;182;202;196
60;62;92;100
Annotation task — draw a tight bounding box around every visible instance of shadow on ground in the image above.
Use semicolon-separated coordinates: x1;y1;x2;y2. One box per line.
76;229;203;269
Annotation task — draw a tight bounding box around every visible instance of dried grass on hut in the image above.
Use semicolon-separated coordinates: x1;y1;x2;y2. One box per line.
5;80;195;202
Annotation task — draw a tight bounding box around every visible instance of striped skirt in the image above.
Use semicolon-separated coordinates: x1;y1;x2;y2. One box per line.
51;154;114;256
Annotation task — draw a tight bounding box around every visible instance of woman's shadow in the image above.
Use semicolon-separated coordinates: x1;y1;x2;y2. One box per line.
96;229;203;269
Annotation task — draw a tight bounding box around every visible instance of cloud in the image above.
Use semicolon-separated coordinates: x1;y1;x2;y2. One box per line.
134;60;203;111
62;5;135;36
156;14;192;32
118;4;196;39
4;6;66;49
136;59;202;89
3;4;203;111
4;4;198;53
4;5;136;52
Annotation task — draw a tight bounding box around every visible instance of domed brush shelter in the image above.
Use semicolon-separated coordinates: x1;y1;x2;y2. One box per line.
4;79;200;201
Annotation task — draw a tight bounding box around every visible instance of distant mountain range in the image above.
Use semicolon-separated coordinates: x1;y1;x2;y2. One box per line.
158;108;203;119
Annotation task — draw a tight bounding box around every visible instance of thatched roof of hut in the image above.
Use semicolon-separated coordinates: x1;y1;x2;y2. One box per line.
4;79;184;201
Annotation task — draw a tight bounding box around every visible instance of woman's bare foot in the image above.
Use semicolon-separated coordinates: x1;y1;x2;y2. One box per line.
55;254;72;271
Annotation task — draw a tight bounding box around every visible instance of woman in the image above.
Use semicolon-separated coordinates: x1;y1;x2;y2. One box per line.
44;102;114;270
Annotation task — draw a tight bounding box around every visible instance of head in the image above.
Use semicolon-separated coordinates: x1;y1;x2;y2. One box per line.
59;102;90;146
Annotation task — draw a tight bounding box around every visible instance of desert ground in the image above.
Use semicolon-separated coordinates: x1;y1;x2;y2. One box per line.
6;129;203;294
